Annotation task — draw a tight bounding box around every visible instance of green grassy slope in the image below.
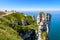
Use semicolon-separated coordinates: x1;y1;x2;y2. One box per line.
0;12;38;40
0;24;23;40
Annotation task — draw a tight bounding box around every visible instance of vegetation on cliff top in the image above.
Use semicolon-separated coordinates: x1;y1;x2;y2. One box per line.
0;12;38;40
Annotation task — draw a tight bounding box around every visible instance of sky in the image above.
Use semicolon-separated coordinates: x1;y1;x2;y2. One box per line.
0;0;60;11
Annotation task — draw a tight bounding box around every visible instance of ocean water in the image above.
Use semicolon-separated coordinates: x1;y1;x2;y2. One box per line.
22;11;60;40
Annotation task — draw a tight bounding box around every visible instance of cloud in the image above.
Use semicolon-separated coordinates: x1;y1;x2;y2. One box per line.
17;8;60;11
0;8;60;11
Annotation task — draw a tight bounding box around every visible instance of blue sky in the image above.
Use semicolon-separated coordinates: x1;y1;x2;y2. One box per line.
0;0;60;11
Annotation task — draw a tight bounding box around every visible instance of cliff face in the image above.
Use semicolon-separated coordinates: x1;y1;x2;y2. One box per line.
0;12;38;40
37;12;51;40
0;11;51;40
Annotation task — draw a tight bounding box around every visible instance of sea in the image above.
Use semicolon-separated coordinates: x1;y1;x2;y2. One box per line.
21;11;60;40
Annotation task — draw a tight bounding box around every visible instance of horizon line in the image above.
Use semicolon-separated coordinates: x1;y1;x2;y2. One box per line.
0;8;60;12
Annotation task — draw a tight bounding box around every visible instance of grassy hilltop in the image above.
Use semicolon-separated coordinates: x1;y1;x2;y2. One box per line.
0;12;38;40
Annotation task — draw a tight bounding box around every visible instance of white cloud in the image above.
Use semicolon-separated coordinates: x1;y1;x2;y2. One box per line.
17;8;60;11
0;8;60;11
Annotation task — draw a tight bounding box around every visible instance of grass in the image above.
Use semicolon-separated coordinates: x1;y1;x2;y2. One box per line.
41;31;47;40
0;24;23;40
0;12;38;40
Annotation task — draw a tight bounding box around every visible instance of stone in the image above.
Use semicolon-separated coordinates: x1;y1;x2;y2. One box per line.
22;18;27;26
32;16;35;20
14;20;18;25
37;12;51;40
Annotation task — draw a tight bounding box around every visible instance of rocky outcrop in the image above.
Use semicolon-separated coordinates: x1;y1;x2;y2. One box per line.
19;29;37;40
32;16;35;21
37;12;51;40
22;17;27;26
